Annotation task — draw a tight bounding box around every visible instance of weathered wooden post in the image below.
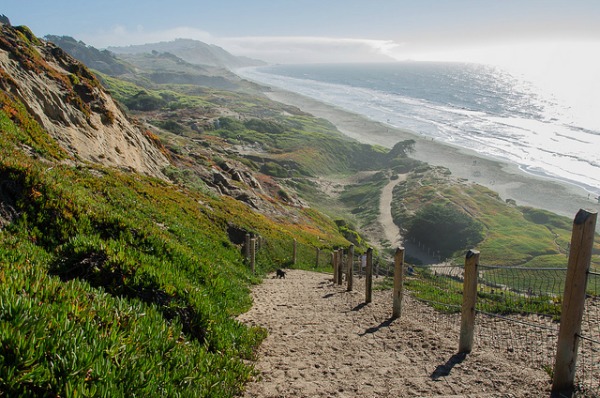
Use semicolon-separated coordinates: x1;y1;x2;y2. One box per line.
245;233;251;260
392;247;405;319
315;247;320;268
347;244;354;291
250;237;257;274
552;210;597;394
365;248;373;304
292;239;297;265
459;249;480;353
332;251;337;283
337;248;344;285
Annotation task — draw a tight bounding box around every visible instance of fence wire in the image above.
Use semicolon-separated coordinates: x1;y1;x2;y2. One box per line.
406;264;464;337
474;265;564;376
405;262;599;396
575;271;600;397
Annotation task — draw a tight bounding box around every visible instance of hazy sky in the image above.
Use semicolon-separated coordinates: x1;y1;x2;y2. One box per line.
3;0;600;120
3;1;600;64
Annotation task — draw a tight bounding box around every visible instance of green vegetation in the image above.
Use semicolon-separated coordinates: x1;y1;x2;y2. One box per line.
406;203;484;258
339;172;389;228
378;268;562;319
391;166;600;269
0;89;348;396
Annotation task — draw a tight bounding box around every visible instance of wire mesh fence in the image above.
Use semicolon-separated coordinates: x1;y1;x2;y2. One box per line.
402;260;599;396
405;264;464;336
575;270;600;396
475;265;564;377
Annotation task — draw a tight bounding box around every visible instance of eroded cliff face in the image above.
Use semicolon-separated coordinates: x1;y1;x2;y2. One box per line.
0;24;169;178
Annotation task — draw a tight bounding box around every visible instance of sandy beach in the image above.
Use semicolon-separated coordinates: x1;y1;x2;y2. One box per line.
265;89;600;222
239;270;551;397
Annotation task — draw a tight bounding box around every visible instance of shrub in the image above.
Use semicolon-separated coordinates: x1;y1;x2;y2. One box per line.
406;203;484;258
123;91;165;111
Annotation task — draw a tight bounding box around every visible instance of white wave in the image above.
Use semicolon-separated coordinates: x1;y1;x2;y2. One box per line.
238;66;600;195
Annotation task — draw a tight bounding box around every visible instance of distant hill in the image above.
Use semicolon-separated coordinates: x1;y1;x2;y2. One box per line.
47;36;259;91
45;35;133;76
108;38;266;70
113;51;244;90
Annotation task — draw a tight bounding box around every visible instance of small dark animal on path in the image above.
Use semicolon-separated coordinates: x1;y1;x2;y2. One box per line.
276;269;286;279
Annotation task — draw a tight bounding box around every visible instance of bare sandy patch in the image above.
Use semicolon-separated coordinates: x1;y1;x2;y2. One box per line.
239;270;550;397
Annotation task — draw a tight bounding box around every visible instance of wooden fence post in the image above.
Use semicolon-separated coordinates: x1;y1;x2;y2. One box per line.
245;233;251;260
250;237;257;274
459;249;480;354
392;247;405;319
552;210;597;393
337;248;344;285
292;239;297;265
331;251;334;269
365;248;373;304
347;244;354;291
332;250;338;283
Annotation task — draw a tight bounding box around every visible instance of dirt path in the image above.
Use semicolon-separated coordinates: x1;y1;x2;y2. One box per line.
239;270;550;397
378;175;406;248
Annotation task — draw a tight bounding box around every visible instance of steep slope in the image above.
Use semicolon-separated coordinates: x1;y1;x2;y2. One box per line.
0;22;351;397
0;23;169;178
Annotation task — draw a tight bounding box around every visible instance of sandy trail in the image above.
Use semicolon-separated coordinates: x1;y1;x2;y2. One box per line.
378;175;406;248
239;270;550;397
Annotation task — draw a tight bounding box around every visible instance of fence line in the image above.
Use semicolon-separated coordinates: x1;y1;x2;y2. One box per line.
249;215;598;395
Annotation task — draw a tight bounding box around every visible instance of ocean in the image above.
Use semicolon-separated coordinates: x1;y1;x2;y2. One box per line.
237;62;600;197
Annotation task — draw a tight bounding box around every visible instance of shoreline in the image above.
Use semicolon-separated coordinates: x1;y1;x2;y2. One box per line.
264;88;600;221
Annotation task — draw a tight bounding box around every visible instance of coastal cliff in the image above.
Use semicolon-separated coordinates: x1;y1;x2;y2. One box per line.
0;23;169;178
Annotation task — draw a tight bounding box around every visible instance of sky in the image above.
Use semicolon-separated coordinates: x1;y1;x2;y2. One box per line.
2;1;599;64
2;0;600;123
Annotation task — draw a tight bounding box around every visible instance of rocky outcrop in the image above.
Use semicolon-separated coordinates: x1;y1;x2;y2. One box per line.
0;24;169;178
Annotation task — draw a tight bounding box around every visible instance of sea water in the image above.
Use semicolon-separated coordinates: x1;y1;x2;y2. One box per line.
237;62;600;197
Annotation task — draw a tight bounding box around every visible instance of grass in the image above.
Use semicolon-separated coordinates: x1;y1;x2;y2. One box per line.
0;90;349;396
377;268;563;319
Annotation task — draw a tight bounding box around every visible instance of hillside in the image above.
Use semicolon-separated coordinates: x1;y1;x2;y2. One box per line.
0;24;168;178
0;22;355;397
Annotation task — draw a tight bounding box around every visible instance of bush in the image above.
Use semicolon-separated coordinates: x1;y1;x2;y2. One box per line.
406;203;484;258
244;118;285;135
123;91;165;111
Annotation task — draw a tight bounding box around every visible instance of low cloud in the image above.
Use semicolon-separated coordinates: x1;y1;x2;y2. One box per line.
220;36;403;64
81;26;403;64
80;26;214;49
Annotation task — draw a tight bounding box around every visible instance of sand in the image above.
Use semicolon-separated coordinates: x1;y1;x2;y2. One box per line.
239;270;551;397
265;89;600;222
